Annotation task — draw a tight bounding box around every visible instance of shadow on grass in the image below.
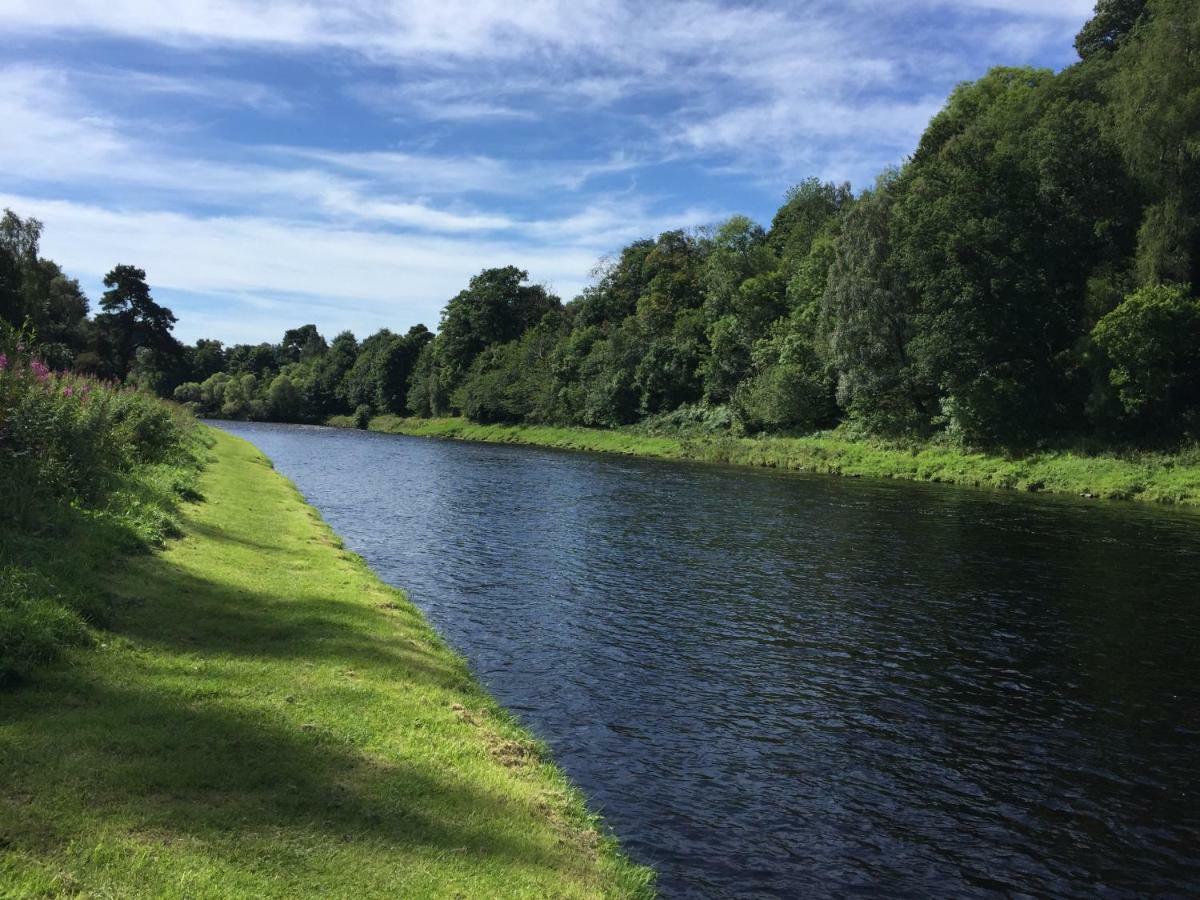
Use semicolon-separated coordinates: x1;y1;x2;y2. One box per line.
183;518;283;553
0;672;561;874
0;542;580;884
104;547;473;694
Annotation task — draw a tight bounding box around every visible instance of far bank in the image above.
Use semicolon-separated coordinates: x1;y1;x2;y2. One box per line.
326;414;1200;509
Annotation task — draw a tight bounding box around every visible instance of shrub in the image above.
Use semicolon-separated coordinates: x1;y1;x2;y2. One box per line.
1;325;200;683
1091;283;1200;435
354;403;372;429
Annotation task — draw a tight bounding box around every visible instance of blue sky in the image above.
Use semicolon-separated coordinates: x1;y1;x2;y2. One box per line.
0;0;1094;345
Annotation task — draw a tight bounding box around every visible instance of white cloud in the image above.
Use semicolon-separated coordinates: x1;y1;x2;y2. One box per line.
0;0;1094;186
0;0;1097;340
0;193;600;340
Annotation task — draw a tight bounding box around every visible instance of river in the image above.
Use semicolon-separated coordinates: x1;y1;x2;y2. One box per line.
214;421;1200;898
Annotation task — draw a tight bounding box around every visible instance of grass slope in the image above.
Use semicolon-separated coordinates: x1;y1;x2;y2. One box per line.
349;415;1200;508
0;428;653;899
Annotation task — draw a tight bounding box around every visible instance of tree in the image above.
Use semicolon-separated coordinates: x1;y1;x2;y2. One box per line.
0;243;20;327
340;329;394;412
226;343;276;378
375;324;432;414
94;265;181;381
700;216;783;402
731;320;835;434
768;179;853;275
892;67;1136;444
0;210;43;326
1091;283;1200;433
267;374;301;420
573;240;656;328
432;266;560;410
28;261;90;368
301;329;357;419
280;324;327;364
1075;0;1149;59
822;171;928;434
455;322;564;425
189;339;226;382
1110;0;1200;286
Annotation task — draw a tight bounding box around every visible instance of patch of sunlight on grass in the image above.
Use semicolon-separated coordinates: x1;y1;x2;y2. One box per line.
0;428;654;899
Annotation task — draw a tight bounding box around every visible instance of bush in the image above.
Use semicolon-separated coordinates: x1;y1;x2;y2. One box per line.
1;325;200;684
354;403;372;429
1091;283;1200;436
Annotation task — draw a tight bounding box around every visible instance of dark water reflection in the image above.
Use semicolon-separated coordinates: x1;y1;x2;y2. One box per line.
215;421;1200;898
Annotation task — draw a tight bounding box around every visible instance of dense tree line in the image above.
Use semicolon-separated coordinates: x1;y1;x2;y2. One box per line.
3;0;1197;448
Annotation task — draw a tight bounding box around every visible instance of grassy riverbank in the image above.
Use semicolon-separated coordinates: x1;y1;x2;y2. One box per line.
0;428;652;898
339;415;1200;508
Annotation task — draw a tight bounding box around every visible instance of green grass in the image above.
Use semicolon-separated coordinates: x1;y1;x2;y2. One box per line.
0;428;653;899
355;415;1200;508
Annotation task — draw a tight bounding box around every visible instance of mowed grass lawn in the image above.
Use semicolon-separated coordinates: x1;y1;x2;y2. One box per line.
0;429;652;899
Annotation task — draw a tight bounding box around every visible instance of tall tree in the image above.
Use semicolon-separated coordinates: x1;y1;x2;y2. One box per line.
894;67;1135;444
1110;0;1200;285
822;170;927;434
94;264;180;379
431;266;560;412
0;210;42;326
1075;0;1150;59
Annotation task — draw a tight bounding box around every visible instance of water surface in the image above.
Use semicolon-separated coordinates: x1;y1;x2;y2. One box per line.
215;421;1200;898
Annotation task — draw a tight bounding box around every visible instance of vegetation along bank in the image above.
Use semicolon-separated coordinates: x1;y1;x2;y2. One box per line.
0;333;652;896
326;414;1200;508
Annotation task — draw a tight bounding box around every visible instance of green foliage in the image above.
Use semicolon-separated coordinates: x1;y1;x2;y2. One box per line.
1075;0;1149;59
93;264;182;381
454;316;563;424
375;324;433;414
267;373;300;420
0;210;91;370
768;178;853;274
732;321;835;434
1110;0;1200;286
432;266;561;408
821;171;927;434
895;66;1137;445
1091;283;1200;432
0;325;201;682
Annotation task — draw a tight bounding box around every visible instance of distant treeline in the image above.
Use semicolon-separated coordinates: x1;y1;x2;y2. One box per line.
3;0;1197;449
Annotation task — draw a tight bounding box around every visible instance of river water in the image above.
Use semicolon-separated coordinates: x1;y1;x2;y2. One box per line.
214;421;1200;898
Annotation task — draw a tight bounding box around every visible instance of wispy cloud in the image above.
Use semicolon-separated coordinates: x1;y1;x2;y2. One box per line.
0;0;1094;341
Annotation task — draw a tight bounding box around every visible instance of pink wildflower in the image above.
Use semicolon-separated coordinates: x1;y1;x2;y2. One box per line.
0;352;7;370
30;359;50;381
63;385;74;398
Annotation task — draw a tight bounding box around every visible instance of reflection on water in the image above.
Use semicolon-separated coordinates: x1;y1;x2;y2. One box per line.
216;421;1200;898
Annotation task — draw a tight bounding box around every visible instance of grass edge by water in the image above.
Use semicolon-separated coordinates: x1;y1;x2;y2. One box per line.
328;414;1200;510
0;426;654;898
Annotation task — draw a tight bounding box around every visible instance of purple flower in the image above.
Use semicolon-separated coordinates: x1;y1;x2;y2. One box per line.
0;352;7;370
30;359;50;381
63;385;74;398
